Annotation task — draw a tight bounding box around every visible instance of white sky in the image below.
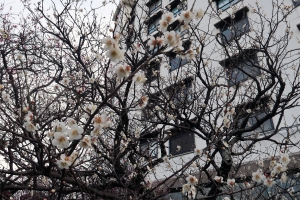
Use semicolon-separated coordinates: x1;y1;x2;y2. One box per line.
0;0;119;24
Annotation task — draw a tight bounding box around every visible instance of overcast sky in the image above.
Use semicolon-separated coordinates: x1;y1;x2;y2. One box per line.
0;0;119;24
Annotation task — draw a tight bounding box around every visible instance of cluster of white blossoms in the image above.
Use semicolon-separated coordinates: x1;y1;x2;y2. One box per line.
147;36;164;50
146;8;204;55
101;36;124;63
48;117;103;150
91;114;112;137
252;153;291;188
182;175;198;199
194;148;203;156
133;72;147;85
222;106;235;128
114;63;131;79
56;151;78;169
51;121;70;149
158;8;203;32
137;95;149;109
24;111;37;132
1;91;10;102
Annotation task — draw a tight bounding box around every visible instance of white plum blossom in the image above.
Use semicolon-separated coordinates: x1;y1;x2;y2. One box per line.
252;170;264;183
56;154;72;169
106;47;124;63
188;186;196;199
180;10;194;23
101;36;116;50
93;114;112;128
279;153;290;166
214;176;223;183
194;148;203;156
52;121;67;133
24;111;34;122
264;178;275;188
194;8;204;20
80;135;92;149
281;172;287;183
162;12;174;23
186;175;198;186
114;63;131;78
163;31;182;48
182;184;191;193
147;36;164;50
47;131;55;139
67;118;77;127
67;125;84;140
159;19;169;31
258;159;264;167
1;92;10;102
24;122;37;132
137;95;149;109
89;77;95;83
133;72;147;85
62;77;70;85
269;160;277;169
91;126;102;137
272;163;287;174
184;49;196;60
52;132;69;149
227;178;235;187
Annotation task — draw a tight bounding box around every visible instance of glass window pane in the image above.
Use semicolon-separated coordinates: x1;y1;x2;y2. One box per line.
234;17;250;38
218;0;229;8
170;131;194;156
222;29;233;43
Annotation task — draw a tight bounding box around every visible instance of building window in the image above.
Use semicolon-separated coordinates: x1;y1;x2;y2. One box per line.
168;0;187;16
238;111;274;137
141;93;161;122
169;129;195;156
215;7;250;45
148;16;160;34
148;0;162;15
145;61;160;83
223;51;260;86
140;135;158;158
235;97;274;137
168;41;191;71
292;0;300;7
174;25;189;37
168;80;193;106
216;0;242;11
169;56;189;71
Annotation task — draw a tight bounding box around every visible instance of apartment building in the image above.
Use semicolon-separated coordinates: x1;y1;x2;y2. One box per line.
113;0;300;199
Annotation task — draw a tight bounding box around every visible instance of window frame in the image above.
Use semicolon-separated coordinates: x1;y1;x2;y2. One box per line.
168;41;191;71
214;7;250;45
238;111;275;137
222;51;261;86
169;56;189;71
220;15;249;44
145;61;160;83
292;0;300;7
168;80;193;106
169;129;195;156
140;136;158;159
234;96;275;137
148;0;162;15
148;16;161;35
141;93;161;122
216;0;242;11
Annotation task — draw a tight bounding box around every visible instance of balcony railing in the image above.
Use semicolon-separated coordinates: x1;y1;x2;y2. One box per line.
171;7;183;17
149;4;162;15
217;0;241;11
